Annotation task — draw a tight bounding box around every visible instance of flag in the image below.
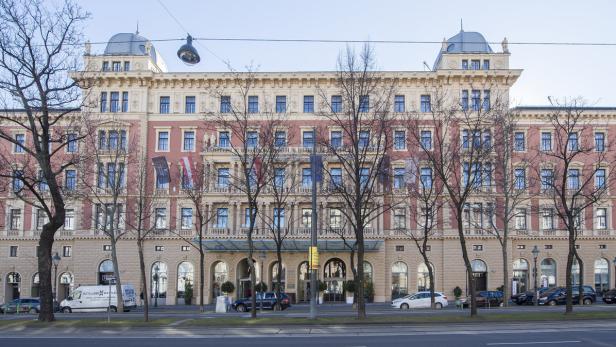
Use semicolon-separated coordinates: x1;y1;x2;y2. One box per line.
253;156;264;184
310;154;323;182
180;156;195;188
152;156;170;185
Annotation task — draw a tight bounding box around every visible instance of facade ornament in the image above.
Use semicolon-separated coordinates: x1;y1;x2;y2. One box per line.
441;38;447;52
145;41;152;55
502;37;509;53
84;40;91;56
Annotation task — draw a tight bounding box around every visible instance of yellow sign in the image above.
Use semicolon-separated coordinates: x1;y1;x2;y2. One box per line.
309;246;319;269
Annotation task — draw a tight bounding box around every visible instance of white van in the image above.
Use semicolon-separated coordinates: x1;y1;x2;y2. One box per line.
60;284;137;313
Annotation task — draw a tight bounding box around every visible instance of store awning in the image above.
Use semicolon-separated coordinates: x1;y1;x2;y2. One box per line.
199;239;383;252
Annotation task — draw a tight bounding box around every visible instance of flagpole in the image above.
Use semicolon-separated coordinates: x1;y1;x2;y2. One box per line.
309;127;318;320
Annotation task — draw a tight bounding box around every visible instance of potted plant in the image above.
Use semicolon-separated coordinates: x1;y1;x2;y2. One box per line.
453;286;463;309
318;280;327;304
255;282;268;293
344;280;356;304
184;281;193;305
221;281;235;297
364;281;375;303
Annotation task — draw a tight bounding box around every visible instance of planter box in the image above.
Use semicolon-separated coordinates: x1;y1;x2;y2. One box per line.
346;295;354;304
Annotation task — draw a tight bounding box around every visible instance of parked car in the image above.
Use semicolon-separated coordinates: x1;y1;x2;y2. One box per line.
231;292;290;312
602;289;616;304
511;287;551;305
0;298;40;314
461;291;504;308
391;291;448;309
538;285;596;306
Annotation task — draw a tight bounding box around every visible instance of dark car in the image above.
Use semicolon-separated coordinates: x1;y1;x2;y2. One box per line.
231;292;290;312
538;285;596;306
462;291;504;308
0;298;40;314
511;287;551;305
601;289;616;304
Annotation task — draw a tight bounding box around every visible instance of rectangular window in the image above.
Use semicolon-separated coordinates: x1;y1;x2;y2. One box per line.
244;208;256;227
108;130;120;150
517;245;526;250
394;130;406;150
275;95;286;113
420;130;432;150
461;60;468;70
420;95;431;113
157;131;169;151
12;170;23;192
329;208;342;228
596;168;606;189
155;245;165;252
541;169;554;190
156;167;169;189
183;131;195;151
483;90;490;111
103;245;112;251
393;167;405;189
155;208;167;229
541;132;552;151
541;208;554;230
220;96;231;113
596;208;607;230
185;96;196;113
303;130;314;148
248;96;259;113
106;163;117;188
110;92;119;112
14;134;25;153
471;60;480;70
568;132;579;151
216;208;228;228
393;208;406;229
217;168;229;187
482;60;490;70
64;209;75;230
303;95;314;113
514;132;525;151
330;168;342;188
514;168;526;190
568;168;580;190
483;130;492;149
37;170;48;192
274;168;285;188
159;96;170;114
595;132;605;152
302;168;312;187
9;246;17;257
359;130;370;148
471;90;481;111
63;245;72;257
36;209;47;230
65;170;76;191
331;95;342;112
247;131;258;148
102;61;109;71
112;61;121;71
274;131;286;148
121;92;129;112
395;245;404;252
66;133;78;153
420;167;432;189
473;245;483;251
330;131;342;149
9;209;21;230
100;92;107;112
544;245;553;250
461;90;469;110
483;163;492;187
394;95;405;112
181;208;193;229
599;244;607;249
302;209;312;227
218;131;230;148
273;208;285;228
123;61;130;71
515;208;527;230
181;245;190;251
360;167;369;189
359;95;369;112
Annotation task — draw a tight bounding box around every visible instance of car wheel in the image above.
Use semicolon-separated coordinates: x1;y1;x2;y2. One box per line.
434;302;443;309
29;308;38;314
583;298;592;305
400;303;409;310
62;307;72;313
109;306;117;313
548;300;557;306
236;304;247;312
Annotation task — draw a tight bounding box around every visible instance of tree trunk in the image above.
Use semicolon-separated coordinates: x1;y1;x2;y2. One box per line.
248;257;257;319
137;239;149;322
575;252;584;306
110;237;125;312
457;213;477;317
37;229;55;322
356;232;366;319
199;249;205;312
565;241;574;313
502;240;509;307
275;242;283;310
422;251;435;308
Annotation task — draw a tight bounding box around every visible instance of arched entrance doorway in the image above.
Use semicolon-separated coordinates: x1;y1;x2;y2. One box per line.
391;261;408;299
595;258;610;295
540;258;557;288
211;261;228;301
151;261;168;305
31;273;40;297
323;258;346;302
5;272;21;301
512;259;529;295
417;263;434;292
177;262;194;303
58;272;74;301
237;258;259;299
269;261;286;292
471;259;488;292
297;261;310;303
98;259;114;285
572;258;581;285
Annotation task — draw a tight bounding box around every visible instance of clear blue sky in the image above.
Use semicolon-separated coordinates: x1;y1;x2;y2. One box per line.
77;0;616;106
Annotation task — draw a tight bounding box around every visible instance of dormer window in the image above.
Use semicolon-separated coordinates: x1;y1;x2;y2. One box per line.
123;61;130;71
482;60;490;70
112;61;121;72
461;59;468;70
102;61;109;71
470;60;480;70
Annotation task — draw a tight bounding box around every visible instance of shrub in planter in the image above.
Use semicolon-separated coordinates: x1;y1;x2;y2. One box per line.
453;286;463;299
255;282;268;292
184;281;193;305
364;281;375;303
221;281;235;295
343;280;356;293
318;280;327;292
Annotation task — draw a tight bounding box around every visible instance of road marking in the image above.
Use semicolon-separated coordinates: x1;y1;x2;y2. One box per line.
487;342;581;346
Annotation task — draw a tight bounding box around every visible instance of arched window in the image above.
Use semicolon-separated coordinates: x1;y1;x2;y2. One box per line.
594;258;609;294
151;261;168;299
391;261;408;299
58;272;74;301
572;258;581;285
270;261;286;292
540;258;557;288
237;258;259;298
98;259;114;285
177;262;194;298
363;261;373;283
6;272;21;301
417;263;433;292
512;259;529;294
31;273;40;297
323;258;346;302
297;261;310;302
471;259;488;292
211;261;228;299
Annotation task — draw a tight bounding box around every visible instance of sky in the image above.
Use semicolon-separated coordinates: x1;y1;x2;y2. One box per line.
76;0;616;106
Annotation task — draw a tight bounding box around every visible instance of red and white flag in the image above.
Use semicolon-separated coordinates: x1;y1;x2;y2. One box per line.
180;156;196;187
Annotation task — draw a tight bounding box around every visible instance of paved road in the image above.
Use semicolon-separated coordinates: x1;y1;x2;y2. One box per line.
2;321;616;346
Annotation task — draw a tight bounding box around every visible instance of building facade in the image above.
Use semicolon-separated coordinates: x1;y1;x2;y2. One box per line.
1;30;615;305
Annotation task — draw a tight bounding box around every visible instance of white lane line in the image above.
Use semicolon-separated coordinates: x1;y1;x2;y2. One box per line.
487;342;581;346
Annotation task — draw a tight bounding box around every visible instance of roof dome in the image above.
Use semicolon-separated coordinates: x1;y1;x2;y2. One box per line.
104;33;157;59
445;30;493;53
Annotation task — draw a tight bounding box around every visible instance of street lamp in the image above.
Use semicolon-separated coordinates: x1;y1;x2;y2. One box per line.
531;246;540;306
52;252;61;303
153;265;160;308
177;34;200;65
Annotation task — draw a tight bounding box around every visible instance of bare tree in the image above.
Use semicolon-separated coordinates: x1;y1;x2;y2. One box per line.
0;0;88;321
534;99;616;313
206;65;286;318
316;44;397;319
407;87;496;317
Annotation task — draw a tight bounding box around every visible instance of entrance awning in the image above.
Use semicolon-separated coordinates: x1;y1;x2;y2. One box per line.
200;239;383;252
